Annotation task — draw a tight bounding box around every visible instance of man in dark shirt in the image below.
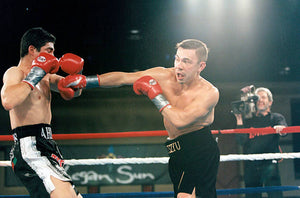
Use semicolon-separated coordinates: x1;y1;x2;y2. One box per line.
234;87;287;198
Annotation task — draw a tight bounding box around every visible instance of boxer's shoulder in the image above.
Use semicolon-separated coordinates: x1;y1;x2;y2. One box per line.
143;67;174;81
2;66;25;83
4;66;22;75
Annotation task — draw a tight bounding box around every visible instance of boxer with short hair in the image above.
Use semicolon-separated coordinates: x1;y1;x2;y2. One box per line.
1;27;83;198
64;39;220;198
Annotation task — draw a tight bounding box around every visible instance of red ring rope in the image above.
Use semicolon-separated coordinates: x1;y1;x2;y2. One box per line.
0;126;299;141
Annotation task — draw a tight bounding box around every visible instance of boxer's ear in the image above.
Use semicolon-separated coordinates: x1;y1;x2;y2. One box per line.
28;45;37;57
199;61;206;72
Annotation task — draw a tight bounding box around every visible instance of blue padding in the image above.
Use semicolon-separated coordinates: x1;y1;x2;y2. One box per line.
83;191;173;197
0;196;29;198
217;185;300;195
1;185;299;198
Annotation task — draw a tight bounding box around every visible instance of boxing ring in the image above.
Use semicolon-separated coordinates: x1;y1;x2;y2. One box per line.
0;126;300;197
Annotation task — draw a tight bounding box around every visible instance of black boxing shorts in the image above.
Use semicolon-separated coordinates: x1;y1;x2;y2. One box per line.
9;123;77;198
164;126;220;198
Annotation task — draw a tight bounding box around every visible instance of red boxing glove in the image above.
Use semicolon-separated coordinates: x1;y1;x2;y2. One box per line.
32;52;59;74
133;76;171;112
61;74;87;89
133;76;163;99
23;52;59;89
57;78;75;100
61;74;100;89
59;53;84;75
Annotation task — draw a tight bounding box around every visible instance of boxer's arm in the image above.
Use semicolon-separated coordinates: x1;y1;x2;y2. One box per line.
98;72;140;87
99;67;169;87
63;67;169;89
161;87;219;129
1;67;32;110
76;72;150;88
49;74;63;92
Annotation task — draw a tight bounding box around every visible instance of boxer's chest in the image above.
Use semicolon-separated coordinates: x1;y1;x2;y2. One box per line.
30;77;51;101
165;89;196;109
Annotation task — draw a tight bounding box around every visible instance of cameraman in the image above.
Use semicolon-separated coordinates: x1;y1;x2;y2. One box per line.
234;87;287;198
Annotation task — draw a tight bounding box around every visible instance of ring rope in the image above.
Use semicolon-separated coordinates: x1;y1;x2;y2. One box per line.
0;186;299;197
1;127;299;196
0;126;299;141
1;152;300;167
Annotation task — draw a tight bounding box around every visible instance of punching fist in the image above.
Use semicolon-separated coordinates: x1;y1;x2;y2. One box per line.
59;53;84;75
133;76;170;112
23;52;59;89
61;74;87;89
59;74;100;89
58;78;75;100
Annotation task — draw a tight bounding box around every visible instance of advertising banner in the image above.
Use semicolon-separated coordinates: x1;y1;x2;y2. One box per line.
4;143;171;186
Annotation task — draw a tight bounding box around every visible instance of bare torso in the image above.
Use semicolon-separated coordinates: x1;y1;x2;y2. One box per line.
154;68;217;139
6;67;52;129
90;66;219;139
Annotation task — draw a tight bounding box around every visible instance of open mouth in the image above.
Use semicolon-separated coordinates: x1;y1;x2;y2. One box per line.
177;73;184;80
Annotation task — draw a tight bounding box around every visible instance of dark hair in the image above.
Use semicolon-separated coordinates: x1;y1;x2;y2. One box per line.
20;27;56;58
176;39;209;62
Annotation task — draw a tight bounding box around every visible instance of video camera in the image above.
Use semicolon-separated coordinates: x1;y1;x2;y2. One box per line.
231;85;259;119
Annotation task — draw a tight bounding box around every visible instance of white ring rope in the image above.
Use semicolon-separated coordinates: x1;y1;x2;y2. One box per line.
1;152;300;167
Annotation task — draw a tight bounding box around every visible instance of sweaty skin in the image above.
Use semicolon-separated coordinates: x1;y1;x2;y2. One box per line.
1;41;82;198
161;69;217;139
1;43;62;130
56;44;218;198
98;47;219;139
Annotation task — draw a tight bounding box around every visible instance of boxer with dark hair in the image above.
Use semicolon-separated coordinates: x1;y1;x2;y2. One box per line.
63;39;220;198
1;27;83;198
